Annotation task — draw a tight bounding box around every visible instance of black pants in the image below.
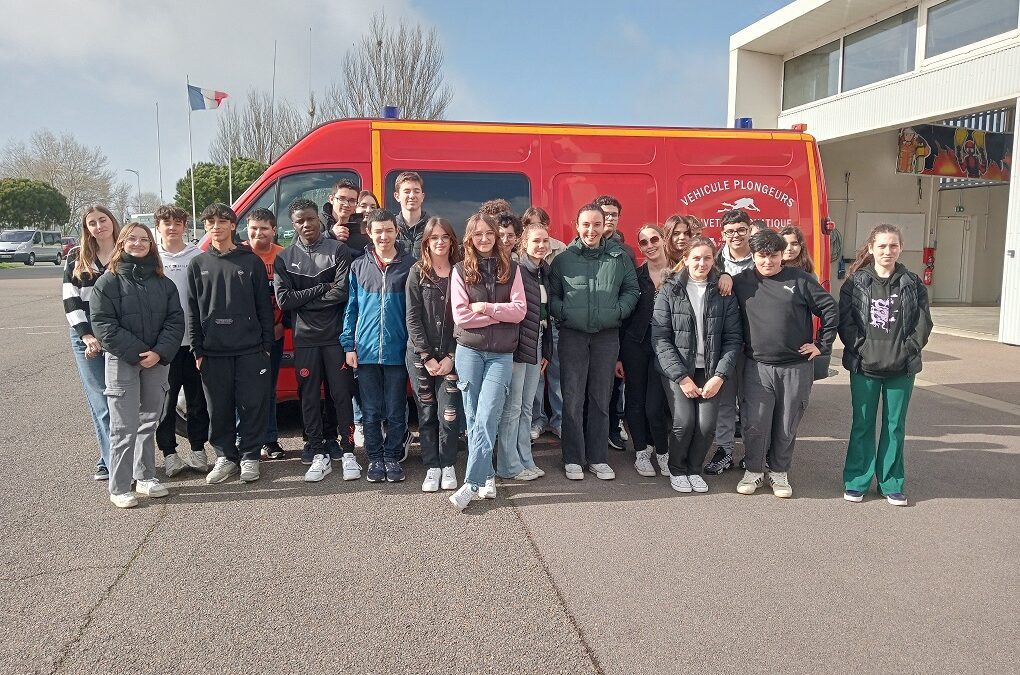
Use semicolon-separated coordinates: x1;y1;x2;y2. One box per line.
560;327;618;467
406;351;460;469
619;337;669;454
201;351;270;462
663;369;721;476
295;344;355;453
156;346;209;456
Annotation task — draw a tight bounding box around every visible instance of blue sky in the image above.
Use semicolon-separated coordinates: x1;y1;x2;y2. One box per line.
0;0;789;201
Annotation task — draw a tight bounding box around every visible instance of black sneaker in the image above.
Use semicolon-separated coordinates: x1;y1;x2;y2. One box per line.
608;426;625;450
385;460;405;482
366;460;386;482
301;443;317;466
261;442;286;460
325;439;343;461
704;447;733;475
93;465;109;481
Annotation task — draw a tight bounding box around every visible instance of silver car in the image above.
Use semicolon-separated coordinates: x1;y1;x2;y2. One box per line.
0;229;65;265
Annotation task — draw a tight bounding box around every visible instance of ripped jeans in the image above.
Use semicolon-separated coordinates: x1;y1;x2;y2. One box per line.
454;345;513;490
406;350;462;469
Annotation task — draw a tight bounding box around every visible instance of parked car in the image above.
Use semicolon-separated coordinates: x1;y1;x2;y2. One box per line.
0;229;65;265
61;237;76;258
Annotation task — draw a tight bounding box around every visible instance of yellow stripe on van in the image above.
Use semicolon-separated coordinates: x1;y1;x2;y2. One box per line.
804;141;822;268
371;129;382;199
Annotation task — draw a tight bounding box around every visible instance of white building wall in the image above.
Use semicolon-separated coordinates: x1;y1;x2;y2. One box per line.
728;49;783;128
1000;99;1020;345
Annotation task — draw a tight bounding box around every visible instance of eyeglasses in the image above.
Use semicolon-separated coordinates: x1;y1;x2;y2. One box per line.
722;227;749;238
603;212;620;220
428;235;451;244
333;196;357;205
125;236;151;245
471;231;495;240
638;235;661;247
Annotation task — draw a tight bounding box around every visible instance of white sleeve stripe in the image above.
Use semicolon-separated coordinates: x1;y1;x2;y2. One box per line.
62;283;92;302
67;309;88;326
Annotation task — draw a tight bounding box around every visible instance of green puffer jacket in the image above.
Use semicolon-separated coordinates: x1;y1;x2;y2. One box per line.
549;237;640;333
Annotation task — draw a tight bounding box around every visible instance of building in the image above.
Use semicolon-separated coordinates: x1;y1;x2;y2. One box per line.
728;0;1020;344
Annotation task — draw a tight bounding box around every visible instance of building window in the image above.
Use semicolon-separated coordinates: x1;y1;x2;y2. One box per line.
842;9;917;92
782;39;840;109
926;0;1020;58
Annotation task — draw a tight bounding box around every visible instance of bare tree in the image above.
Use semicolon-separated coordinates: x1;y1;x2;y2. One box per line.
321;11;454;121
0;129;126;230
209;89;309;165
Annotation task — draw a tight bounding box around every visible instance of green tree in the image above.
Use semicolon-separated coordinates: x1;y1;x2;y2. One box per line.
174;157;267;216
0;178;71;231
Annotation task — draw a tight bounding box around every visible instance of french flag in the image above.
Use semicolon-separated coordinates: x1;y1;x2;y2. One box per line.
188;85;228;111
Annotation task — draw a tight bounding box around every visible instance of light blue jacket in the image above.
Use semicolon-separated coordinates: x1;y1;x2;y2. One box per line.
341;246;414;365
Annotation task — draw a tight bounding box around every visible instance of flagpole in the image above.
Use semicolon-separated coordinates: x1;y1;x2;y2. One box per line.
155;101;164;203
268;39;277;164
227;98;234;205
187;75;197;240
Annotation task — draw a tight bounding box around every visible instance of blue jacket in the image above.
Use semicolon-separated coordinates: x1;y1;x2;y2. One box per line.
341;246;414;365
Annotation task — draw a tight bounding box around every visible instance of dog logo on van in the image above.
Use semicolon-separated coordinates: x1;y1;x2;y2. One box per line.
718;197;762;213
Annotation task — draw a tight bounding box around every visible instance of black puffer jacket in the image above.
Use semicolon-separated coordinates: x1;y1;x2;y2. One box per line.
838;263;932;376
90;256;185;365
621;263;661;344
514;256;552;365
650;269;743;382
405;263;456;361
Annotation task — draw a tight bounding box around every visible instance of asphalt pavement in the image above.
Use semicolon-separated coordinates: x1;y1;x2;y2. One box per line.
1;274;1017;675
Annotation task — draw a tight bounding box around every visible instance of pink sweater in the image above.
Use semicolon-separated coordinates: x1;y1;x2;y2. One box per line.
451;266;527;328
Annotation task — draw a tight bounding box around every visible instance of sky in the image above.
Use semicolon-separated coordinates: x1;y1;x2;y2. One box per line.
0;0;790;202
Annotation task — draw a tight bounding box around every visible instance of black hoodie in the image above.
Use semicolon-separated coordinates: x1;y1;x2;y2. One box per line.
321;202;372;260
186;246;275;358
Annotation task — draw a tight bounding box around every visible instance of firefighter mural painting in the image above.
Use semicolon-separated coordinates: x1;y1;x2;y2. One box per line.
896;123;1012;182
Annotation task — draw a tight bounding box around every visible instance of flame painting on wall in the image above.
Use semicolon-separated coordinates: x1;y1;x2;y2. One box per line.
896;124;1011;182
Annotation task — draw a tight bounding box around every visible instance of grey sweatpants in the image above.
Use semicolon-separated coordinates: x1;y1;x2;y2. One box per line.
105;355;170;496
740;359;812;473
714;352;745;450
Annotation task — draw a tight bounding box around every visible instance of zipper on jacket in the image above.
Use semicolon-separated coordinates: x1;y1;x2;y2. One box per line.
378;263;388;362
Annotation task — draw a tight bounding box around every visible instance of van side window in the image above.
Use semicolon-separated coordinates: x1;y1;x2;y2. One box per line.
385;171;530;236
236;170;360;246
34;232;42;244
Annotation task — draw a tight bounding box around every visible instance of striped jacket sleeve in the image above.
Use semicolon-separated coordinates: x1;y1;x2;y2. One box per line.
62;249;94;338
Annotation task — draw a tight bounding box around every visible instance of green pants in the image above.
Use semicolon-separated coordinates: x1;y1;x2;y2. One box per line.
843;372;915;494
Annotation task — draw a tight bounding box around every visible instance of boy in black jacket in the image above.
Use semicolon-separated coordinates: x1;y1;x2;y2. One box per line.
187;204;275;485
731;229;837;498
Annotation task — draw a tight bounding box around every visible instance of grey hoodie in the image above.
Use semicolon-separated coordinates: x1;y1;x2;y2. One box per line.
159;243;202;346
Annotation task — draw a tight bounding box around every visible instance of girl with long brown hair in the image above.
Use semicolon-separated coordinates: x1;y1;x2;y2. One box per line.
838;224;932;506
663;214;704;265
779;225;815;274
90;223;185;508
63;205;121;480
448;213;527;511
406;217;463;492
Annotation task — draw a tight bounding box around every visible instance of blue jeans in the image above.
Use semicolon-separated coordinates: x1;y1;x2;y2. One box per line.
532;323;562;432
455;345;513;489
358;363;408;461
70;329;110;469
496;360;542;477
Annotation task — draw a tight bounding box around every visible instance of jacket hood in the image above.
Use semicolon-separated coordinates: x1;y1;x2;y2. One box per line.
720;244;752;265
158;242;199;260
862;262;908;284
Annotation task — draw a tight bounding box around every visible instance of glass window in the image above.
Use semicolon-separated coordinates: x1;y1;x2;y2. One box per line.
43;232;60;245
926;0;1019;58
384;171;531;237
842;9;917;92
0;231;33;242
236;170;359;246
33;231;42;244
782;40;840;109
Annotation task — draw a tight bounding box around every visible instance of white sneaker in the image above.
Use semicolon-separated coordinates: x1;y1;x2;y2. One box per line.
449;484;479;511
478;476;497;499
670;475;692;493
588;463;616;480
565;463;584;480
135;478;169;498
440;466;458;490
185;447;208;472
164;453;186;478
526;465;545;477
341;453;362;481
110;493;138;508
206;457;238;484
304;454;332;482
511;469;539;481
634;448;656;477
239;460;260;483
736;470;765;495
769;471;793;498
688;474;709;493
422;467;442;492
656;453;670;477
353;423;365;448
530;426;542;441
618;423;629;442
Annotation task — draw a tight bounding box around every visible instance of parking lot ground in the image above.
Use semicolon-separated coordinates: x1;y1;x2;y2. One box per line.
1;274;1017;675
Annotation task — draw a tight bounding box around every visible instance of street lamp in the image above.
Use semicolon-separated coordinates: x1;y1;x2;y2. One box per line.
124;169;141;215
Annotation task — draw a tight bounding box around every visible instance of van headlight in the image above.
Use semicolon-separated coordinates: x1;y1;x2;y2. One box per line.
17;242;31;251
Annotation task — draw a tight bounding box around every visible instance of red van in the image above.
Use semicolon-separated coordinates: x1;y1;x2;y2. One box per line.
224;119;833;403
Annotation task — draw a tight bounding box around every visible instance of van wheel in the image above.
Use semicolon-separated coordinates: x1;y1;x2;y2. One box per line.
25;253;35;266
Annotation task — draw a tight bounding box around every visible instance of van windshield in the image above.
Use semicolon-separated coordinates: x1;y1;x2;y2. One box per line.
0;231;33;243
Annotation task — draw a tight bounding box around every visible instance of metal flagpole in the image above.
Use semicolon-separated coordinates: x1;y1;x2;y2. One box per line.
227;98;233;205
268;40;277;164
186;75;198;239
155;101;164;203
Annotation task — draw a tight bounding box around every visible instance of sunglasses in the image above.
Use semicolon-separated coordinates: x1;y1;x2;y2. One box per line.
638;235;661;247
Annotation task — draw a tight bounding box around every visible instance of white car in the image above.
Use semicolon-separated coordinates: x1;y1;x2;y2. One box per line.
0;229;64;265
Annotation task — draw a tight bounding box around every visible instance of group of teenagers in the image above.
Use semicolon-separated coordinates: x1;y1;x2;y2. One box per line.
63;170;933;512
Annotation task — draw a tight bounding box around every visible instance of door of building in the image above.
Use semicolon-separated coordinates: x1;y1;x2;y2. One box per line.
933;216;971;302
